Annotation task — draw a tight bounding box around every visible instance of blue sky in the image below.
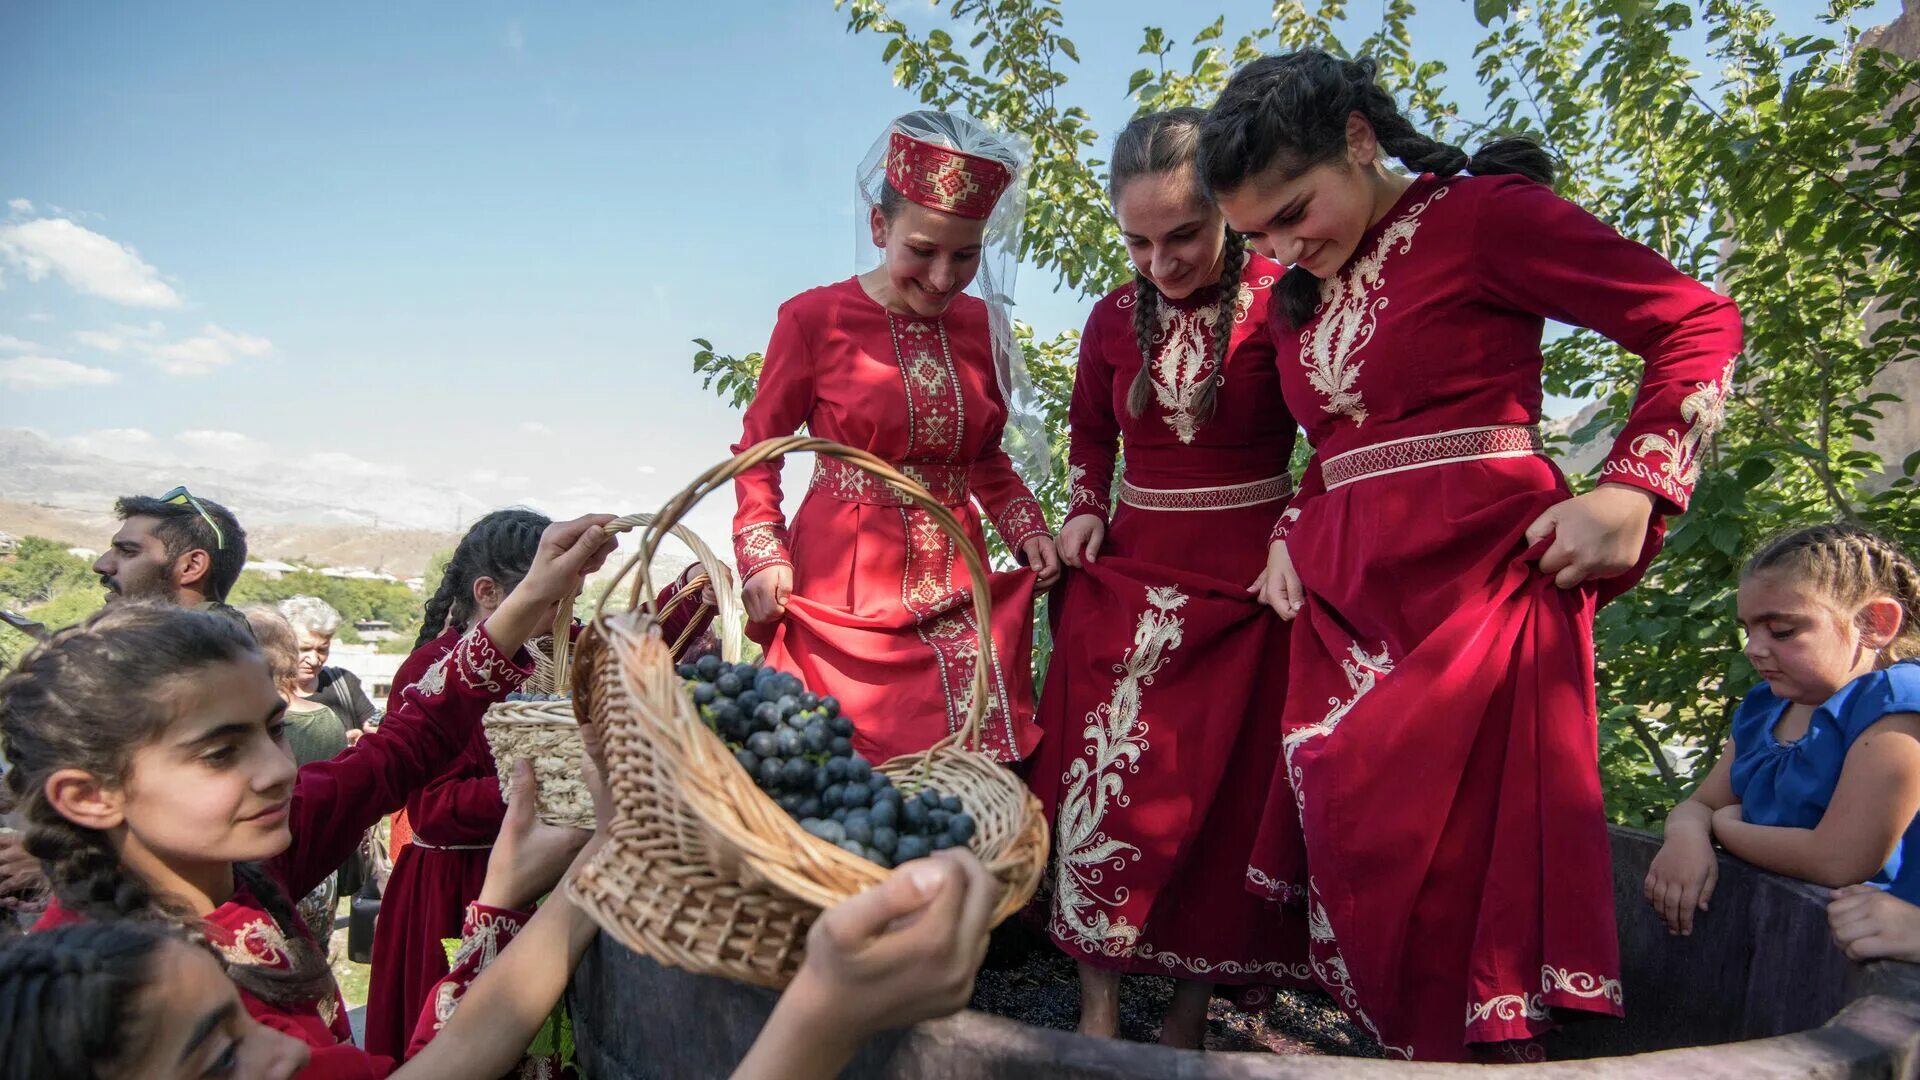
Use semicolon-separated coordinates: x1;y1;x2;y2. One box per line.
0;1;1897;542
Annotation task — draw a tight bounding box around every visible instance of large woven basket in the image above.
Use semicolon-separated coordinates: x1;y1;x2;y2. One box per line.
484;513;736;830
567;436;1049;989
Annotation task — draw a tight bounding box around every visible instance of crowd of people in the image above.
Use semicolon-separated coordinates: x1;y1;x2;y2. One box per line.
1;43;1918;1079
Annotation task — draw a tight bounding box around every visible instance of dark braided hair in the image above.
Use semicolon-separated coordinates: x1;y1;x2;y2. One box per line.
1109;108;1250;427
0;921;179;1079
1745;524;1920;662
0;604;336;1008
1197;49;1554;329
416;508;551;648
0;914;191;1076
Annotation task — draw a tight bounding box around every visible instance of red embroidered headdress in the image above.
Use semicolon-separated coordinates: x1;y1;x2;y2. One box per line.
884;131;1013;220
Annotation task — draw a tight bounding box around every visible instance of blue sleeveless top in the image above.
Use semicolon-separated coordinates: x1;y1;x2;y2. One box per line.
1729;660;1920;900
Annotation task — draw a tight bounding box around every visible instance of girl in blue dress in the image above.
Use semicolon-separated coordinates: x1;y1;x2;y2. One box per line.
1647;523;1920;935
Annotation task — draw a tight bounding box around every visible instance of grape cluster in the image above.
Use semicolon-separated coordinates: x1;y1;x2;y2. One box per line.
502;691;568;702
677;653;976;868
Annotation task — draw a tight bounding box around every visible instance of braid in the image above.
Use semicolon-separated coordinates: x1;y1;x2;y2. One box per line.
1188;227;1249;427
418;508;551;647
1746;524;1920;662
1125;279;1164;418
0;921;175;1079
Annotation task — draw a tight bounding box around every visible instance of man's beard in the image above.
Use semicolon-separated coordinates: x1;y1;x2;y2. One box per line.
103;574;174;604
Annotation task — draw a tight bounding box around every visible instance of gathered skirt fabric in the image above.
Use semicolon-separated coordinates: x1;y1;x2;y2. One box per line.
1246;454;1652;1060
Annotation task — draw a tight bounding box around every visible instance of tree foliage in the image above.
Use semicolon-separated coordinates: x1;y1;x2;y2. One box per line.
693;0;1919;823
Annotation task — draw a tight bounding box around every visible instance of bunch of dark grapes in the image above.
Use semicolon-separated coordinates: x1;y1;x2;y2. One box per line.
677;653;977;868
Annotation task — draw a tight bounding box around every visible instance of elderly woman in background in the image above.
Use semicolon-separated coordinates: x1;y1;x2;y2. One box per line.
243;606;354;950
279;594;379;740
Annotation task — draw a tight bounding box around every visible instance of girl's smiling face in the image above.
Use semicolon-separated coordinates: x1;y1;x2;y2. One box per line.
1212;111;1401;278
1739;570;1902;705
50;655;299;905
868;200;987;317
1114;168;1226;301
117;940;309;1080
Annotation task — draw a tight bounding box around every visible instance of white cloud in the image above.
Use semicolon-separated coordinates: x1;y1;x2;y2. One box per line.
0;355;119;389
64;427;158;457
302;450;406;479
0;333;41;352
73;321;166;355
24;312;52;323
0;217;181;308
519;421;552;436
147;324;272;376
635;464;658;475
176;429;260;454
5;198;29;214
503;20;525;53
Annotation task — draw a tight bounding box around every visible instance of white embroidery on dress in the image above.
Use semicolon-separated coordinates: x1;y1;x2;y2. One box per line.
1066;462;1104;512
1136;943;1314;981
1245;864;1307;903
1603;356;1735;504
414;654;450;698
1049;586;1188;956
1144;295;1234;444
1298;187;1450;426
1306;881;1413;1059
216;917;292;968
1283;641;1394;811
1542;965;1624;1005
1464;965;1623;1033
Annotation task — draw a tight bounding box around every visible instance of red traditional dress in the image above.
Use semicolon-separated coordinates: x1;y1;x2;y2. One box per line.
1244;173;1741;1060
36;624;536;1080
365;580;711;1063
731;277;1051;763
1026;254;1312;986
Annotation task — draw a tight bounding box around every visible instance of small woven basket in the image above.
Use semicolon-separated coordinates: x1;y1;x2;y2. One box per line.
567;436;1048;988
484;514;736;830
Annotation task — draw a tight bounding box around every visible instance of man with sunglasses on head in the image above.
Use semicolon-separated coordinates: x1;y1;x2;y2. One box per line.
93;486;251;625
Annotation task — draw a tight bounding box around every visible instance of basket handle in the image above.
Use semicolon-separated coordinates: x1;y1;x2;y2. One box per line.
597;436;997;755
589;512;746;663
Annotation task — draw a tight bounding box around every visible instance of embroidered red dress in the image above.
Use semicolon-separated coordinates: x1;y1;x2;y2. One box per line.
732;277;1051;763
1026;255;1311;985
1243;174;1742;1060
365;580;711;1063
35;625;536;1080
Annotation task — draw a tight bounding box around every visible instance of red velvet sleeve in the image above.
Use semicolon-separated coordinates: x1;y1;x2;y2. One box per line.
1474;176;1743;513
731;301;816;582
288;1045;393;1079
656;564;719;660
1064;312;1119;527
969;441;1051;557
1271;454;1323;544
274;625;532;897
403;902;534;1060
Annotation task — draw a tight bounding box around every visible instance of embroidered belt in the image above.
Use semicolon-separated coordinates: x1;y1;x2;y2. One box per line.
1118;472;1293;512
1320;424;1544;491
811;456;970;507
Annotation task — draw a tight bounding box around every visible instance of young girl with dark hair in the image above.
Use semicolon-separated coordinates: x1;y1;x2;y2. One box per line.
366;507;713;1061
1025;107;1309;1046
1649;525;1920;931
0;846;1009;1080
1195;49;1743;1059
731;111;1060;766
2;514;619;1077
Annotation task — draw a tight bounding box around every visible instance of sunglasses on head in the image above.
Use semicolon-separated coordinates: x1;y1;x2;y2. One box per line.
157;486;226;551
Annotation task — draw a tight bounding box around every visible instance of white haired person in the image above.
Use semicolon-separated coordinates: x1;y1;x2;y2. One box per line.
730;111;1060;766
278;595;378;742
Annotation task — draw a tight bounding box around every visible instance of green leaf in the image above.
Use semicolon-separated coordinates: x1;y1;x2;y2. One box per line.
1474;0;1518;26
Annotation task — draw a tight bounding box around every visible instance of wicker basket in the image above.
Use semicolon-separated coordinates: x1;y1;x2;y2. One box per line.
567;436;1049;989
484;514;737;830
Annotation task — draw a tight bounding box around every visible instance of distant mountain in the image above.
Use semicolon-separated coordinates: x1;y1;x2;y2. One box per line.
0;428;494;533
